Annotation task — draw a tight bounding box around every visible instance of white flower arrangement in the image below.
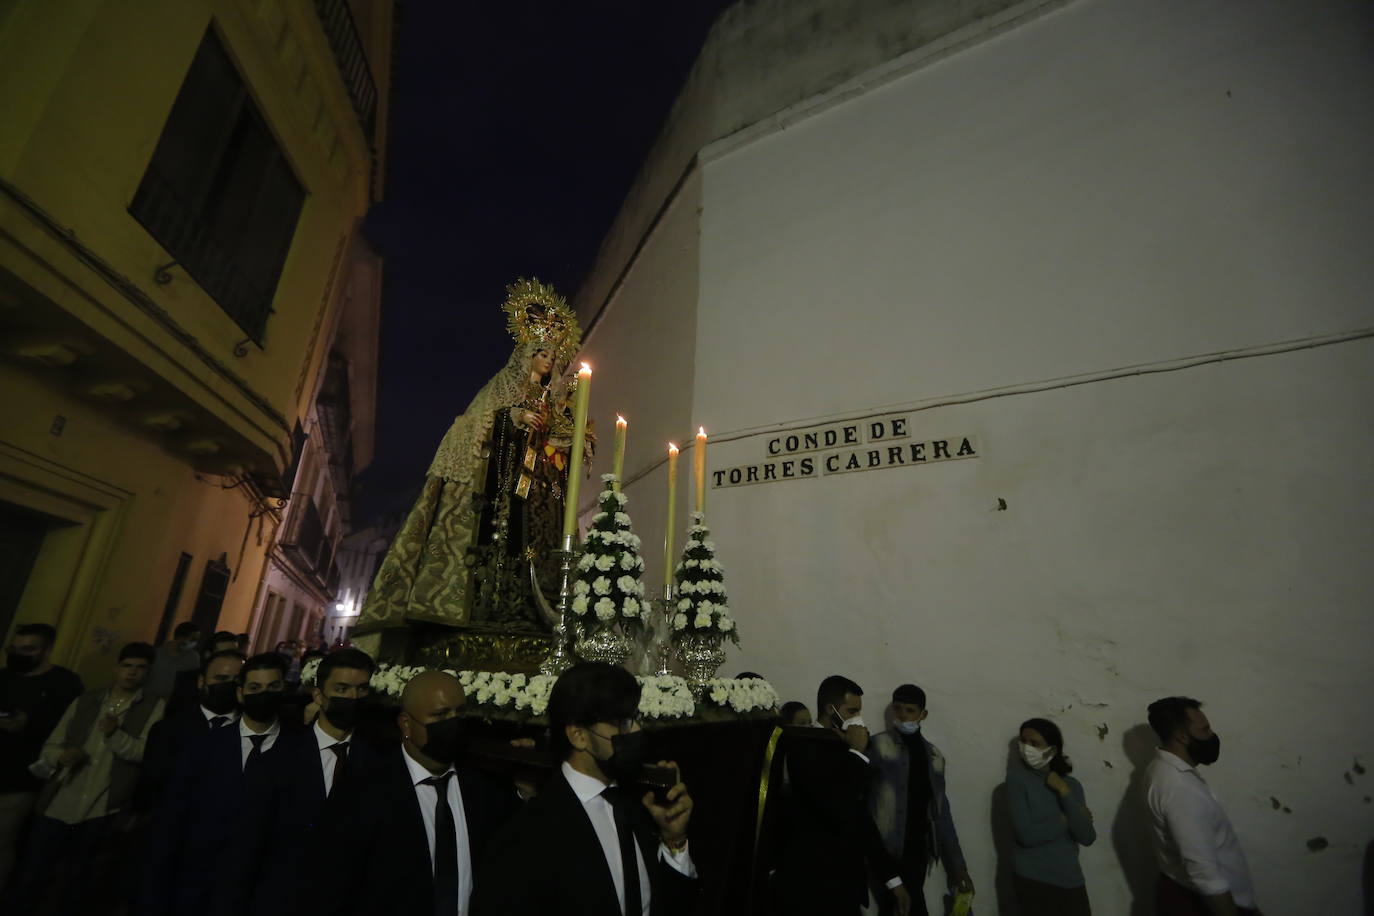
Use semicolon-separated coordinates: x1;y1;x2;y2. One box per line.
672;511;740;645
568;476;648;638
703;677;780;714
312;661;776;720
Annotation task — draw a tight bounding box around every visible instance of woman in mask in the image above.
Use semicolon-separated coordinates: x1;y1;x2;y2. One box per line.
1006;717;1095;915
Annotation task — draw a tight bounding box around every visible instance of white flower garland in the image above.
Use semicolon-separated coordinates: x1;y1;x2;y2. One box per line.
302;660;777;719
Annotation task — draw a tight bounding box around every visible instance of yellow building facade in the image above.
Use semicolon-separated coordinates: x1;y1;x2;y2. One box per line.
0;0;392;681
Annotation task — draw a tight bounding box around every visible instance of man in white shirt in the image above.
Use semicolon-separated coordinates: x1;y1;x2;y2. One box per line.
472;662;699;916
215;647;377;916
140;652;288;915
1144;696;1262;916
312;670;521;916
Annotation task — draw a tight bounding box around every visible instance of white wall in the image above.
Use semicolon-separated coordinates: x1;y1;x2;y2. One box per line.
588;0;1374;912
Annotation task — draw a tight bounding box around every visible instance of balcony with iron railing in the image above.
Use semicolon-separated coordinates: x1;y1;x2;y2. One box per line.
314;0;378;143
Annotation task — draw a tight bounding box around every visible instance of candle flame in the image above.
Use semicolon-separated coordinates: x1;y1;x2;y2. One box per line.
616;415;626;424
698;426;706;436
580;362;591;373
668;443;679;453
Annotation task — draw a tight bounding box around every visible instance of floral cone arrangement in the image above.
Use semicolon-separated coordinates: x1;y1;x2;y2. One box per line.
570;474;647;640
672;512;739;645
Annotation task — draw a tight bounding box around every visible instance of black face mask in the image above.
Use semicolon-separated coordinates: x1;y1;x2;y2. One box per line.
594;729;647;783
242;690;285;723
203;682;240;715
322;696;359;732
6;652;38;674
417;716;467;766
1188;732;1221;766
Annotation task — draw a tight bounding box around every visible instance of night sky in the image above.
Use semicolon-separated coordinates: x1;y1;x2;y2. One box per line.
356;2;733;522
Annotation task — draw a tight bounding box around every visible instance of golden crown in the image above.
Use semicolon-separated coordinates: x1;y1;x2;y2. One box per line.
502;277;581;370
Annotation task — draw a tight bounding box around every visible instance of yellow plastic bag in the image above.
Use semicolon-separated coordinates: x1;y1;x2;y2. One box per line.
950;890;975;916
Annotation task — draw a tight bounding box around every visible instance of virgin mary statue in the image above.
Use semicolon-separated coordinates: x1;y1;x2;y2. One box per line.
353;279;588;642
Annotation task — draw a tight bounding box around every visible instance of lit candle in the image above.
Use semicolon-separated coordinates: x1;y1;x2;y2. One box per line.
561;363;592;538
694;426;707;515
664;443;678;589
612;415;627;492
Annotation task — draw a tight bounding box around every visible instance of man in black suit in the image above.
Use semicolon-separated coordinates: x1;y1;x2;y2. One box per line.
472;662;698;916
215;647;376;916
772;674;908;916
135;649;245;815
309;669;520;915
140;652;288;915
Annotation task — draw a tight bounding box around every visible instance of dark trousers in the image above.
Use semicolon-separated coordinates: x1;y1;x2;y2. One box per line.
1013;874;1092;916
7;813;119;915
1155;874;1258;916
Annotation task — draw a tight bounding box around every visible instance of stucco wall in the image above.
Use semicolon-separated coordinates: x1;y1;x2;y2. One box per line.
585;0;1374;911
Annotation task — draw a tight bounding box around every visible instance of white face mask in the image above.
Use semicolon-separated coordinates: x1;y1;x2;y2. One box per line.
830;706;866;731
1019;741;1055;769
895;720;921;735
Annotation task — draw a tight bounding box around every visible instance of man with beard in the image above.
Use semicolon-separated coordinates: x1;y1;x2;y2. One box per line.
140;652;288;914
1145;697;1262;916
310;670;521;915
216;647;377;916
136;649;245;813
472;662;698;916
0;623;83;894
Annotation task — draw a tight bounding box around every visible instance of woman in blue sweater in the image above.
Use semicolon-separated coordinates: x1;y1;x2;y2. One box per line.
1006;717;1095;915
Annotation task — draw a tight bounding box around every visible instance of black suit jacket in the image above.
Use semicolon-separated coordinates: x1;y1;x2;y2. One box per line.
304;745;520;915
141;722;265;915
135;707;221;813
471;768;699;916
213;726;378;916
772;730;899;915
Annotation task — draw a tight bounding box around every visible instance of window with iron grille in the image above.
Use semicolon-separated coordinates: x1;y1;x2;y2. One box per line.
130;27;305;343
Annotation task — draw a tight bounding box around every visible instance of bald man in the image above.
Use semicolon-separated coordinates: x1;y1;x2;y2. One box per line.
307;671;522;916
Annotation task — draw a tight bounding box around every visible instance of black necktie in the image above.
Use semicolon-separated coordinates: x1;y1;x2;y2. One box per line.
209;716;229;730
602;786;642;916
328;742;349;794
245;733;267;772
422;772;459;916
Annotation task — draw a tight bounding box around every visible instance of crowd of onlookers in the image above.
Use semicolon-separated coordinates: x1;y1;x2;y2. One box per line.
0;620;1261;915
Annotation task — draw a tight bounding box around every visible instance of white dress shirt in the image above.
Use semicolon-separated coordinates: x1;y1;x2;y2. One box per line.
238;718;280;769
1145;749;1256;907
402;746;473;916
313;721;350;795
202;705;239;727
561;762;696;916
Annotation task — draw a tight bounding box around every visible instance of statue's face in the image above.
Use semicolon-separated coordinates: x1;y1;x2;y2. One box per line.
530;348;554;377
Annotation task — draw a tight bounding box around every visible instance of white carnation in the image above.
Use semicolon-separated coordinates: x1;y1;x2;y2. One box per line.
577;554;595;572
595;597;616;620
616;575;637;592
673;613;688;630
679;581;696;595
619;554;636;571
592;576;611;596
595;554;615;571
623;597;639;617
677;598;691;611
573;580;591;596
571;595;589;615
719;616;734;632
614;512;631;525
694;613;711;628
